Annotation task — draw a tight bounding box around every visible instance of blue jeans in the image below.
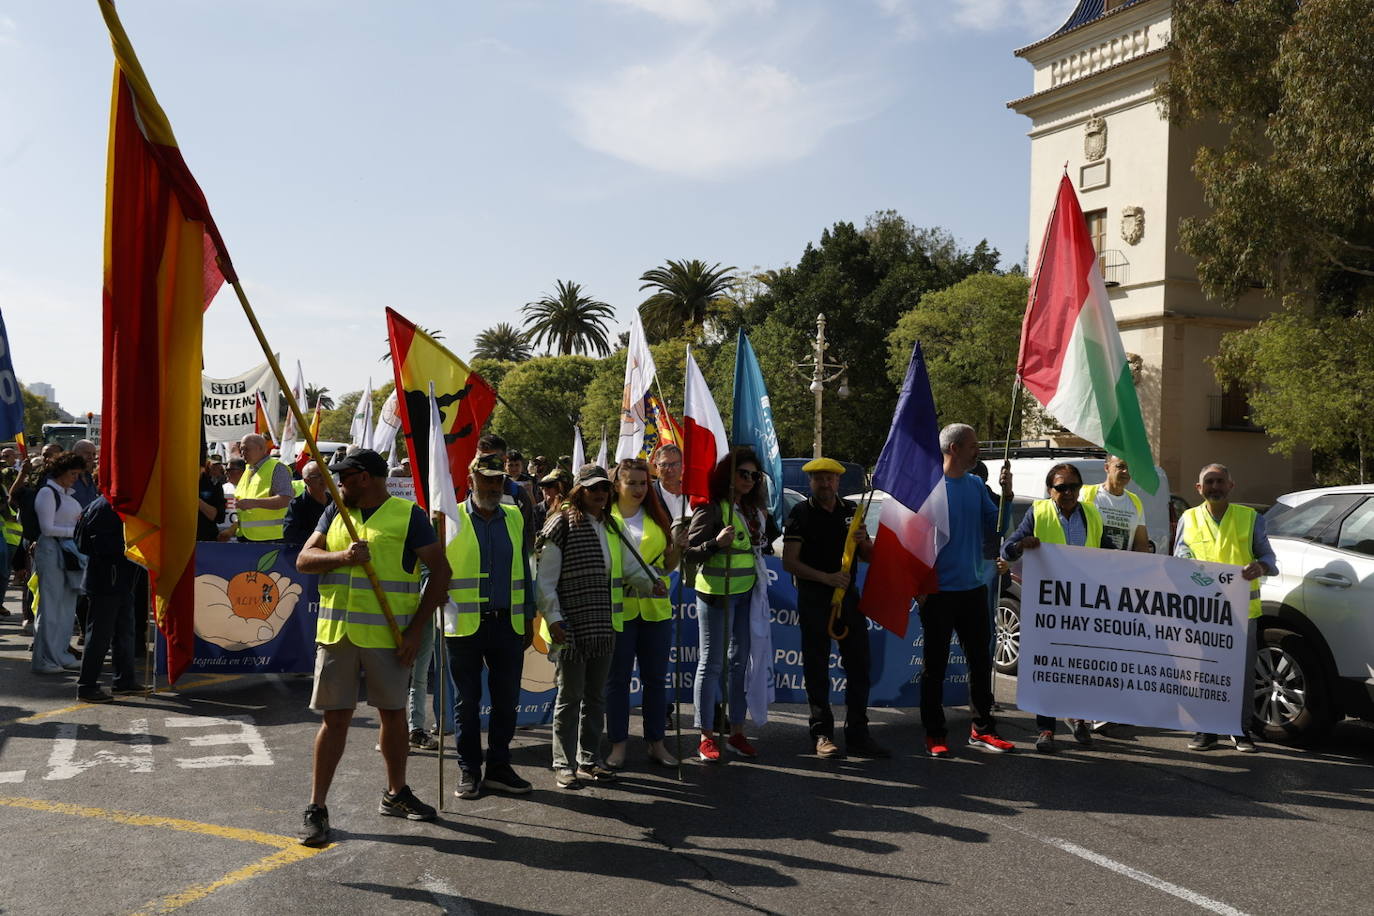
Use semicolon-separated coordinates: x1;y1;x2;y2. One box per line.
605;615;672;744
693;591;751;731
444;614;525;774
407;618;436;732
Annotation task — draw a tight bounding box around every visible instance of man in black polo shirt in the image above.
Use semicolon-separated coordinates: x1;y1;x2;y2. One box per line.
782;458;889;760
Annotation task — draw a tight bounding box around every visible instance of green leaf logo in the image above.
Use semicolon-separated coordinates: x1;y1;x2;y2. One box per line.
256;549;280;574
1190;571;1214;587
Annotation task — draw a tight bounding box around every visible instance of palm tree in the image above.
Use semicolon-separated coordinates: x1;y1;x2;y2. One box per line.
638;259;738;340
304;384;334;411
472;322;533;362
522;280;615;357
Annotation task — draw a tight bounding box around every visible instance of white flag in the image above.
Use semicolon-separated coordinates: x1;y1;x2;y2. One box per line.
615;309;657;462
427;383;461;547
372;389;402;458
595;428;608;469
350;377;375;450
279;360;306;466
572;424;585;471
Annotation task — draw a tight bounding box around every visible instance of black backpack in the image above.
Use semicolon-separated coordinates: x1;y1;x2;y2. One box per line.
17;483;55;542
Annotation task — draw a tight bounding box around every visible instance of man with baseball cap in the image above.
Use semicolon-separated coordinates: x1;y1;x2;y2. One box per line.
782;457;889;759
294;449;452;846
443;452;537;799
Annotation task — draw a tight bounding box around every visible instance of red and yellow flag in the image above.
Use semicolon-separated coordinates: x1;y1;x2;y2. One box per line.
385;308;496;508
253;390;277;450
99;0;234;685
294;401;323;475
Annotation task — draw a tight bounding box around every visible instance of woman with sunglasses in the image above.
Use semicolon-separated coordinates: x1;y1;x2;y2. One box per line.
1000;462;1105;753
536;464;666;789
605;458;687;768
685;446;779;762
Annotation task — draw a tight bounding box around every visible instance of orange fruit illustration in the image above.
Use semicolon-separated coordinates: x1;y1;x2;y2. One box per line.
227;570;280;620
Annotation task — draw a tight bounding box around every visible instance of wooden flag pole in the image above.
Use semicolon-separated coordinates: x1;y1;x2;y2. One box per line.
227;278;403;647
433;512;446;811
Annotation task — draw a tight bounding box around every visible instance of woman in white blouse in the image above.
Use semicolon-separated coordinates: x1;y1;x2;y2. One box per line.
31;452;89;674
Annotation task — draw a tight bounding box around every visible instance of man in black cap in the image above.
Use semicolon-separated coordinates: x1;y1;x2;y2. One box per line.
294;449;451;847
782;457;888;759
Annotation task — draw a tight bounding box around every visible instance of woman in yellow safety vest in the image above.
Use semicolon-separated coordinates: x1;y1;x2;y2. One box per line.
536;464;664;790
605;458;686;769
1001;462;1105;754
684;446;779;764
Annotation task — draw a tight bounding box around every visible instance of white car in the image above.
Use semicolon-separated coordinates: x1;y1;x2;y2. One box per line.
1257;485;1374;743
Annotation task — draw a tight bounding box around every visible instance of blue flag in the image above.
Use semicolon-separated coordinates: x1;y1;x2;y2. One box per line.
0;311;24;444
731;329;784;524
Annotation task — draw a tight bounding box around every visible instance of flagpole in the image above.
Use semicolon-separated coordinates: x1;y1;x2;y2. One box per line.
992;378;1023;671
226;278;404;646
433;512;446;812
670;353;689;780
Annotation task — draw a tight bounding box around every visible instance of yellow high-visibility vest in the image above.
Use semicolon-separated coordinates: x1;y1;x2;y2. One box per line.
234;458;287;541
1181;504;1262;618
316;497;422;648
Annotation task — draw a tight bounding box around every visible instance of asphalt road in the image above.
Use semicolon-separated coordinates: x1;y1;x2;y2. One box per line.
2;597;1372;916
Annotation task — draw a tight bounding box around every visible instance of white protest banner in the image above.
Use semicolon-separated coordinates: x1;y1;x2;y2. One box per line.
385;476;416;502
204;359;279;444
1019;543;1251;736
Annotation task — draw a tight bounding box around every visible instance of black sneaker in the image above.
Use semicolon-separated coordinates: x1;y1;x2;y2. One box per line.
408;728;439;751
299;804;330;847
1035;730;1056;754
1187;732;1218;751
454;769;481;800
378;785;437;821
78;689;114;704
576;762;615;781
846;736;892;759
112;684;149;696
1070;719;1093;747
1232;734;1258;753
482;762;532;795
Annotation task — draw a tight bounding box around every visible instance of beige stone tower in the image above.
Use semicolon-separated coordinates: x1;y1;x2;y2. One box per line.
1008;0;1311;504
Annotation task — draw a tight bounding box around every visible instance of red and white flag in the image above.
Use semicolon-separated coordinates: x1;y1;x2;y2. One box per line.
681;347;728;500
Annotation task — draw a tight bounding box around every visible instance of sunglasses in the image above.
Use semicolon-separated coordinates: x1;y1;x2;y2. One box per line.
588;482;612;493
1051;482;1082;493
736;469;761;481
337;469;363;482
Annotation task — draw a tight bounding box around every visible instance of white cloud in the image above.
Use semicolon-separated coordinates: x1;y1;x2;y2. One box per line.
870;0;921;40
948;0;1067;33
565;51;876;179
596;0;775;26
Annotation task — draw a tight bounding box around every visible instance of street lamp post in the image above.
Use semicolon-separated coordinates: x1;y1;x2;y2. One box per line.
793;313;849;459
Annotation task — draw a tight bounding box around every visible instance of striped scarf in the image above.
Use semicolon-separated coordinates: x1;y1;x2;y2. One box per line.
543;510;616;660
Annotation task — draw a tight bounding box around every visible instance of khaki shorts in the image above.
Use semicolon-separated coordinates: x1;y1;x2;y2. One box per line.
309;636;410;711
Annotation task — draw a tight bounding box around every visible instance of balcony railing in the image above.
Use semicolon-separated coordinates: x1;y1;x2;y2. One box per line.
1208;395;1262;432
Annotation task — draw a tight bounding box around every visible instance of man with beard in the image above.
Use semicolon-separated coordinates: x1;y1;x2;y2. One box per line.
294;449;451;846
443;453;537;800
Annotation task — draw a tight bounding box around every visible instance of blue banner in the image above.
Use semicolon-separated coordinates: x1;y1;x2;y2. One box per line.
732;329;785;524
163;545;972;725
0;310;25;443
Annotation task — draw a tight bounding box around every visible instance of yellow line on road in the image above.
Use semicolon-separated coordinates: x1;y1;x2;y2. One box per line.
0;796;327;914
0;701;95;727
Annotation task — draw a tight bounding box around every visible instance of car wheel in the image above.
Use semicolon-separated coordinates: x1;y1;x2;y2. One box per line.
994;596;1020;676
1253;627;1334;746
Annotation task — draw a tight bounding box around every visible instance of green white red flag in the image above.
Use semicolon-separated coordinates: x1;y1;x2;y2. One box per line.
1017;174;1158;493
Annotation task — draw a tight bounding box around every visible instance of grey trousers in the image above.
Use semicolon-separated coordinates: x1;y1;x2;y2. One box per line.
552;650;613;770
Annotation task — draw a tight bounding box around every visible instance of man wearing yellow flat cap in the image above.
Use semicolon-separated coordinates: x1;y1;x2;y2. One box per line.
782;458;889;759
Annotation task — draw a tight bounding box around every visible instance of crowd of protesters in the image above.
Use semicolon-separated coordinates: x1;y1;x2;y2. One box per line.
0;426;1271;851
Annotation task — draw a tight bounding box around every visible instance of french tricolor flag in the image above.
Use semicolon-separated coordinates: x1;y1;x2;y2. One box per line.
857;342;947;637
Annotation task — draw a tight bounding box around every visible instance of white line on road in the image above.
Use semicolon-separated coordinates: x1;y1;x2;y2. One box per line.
417;873;478;915
981;814;1250;915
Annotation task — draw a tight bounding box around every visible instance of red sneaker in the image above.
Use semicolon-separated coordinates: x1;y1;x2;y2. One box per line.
925;737;951;758
727;733;758;758
969;726;1015;753
698;737;721;762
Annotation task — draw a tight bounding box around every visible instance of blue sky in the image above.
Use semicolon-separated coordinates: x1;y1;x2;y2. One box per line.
0;0;1072;416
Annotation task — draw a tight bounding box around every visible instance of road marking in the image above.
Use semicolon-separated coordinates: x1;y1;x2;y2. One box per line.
0;770;25;783
0;701;96;727
165;715;274;768
984;815;1249;915
45;718;153;780
0;796;326;914
417;873;478;915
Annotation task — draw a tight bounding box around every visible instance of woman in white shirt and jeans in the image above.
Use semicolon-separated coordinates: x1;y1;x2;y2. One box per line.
31;452;89;674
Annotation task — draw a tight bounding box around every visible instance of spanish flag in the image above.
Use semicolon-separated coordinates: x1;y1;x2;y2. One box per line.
254;390;277;450
386;308;496;509
99;0;234;685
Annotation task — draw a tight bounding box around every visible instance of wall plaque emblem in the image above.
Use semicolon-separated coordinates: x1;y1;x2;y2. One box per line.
1085;116;1107;161
1121;206;1144;245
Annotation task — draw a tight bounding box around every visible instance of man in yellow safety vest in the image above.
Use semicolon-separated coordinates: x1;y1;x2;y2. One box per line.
1174;463;1276;754
294;449;452;847
232;433;292;542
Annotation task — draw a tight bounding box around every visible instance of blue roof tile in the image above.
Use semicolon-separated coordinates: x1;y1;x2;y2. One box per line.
1051;0;1148;38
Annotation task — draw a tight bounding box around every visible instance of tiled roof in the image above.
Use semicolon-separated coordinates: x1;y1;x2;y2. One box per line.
1016;0;1152;55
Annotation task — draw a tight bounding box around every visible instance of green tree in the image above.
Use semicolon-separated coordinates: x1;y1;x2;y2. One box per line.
472;323;532;362
21;388;63;444
1163;1;1374;307
1214;305;1374;484
304;384;334;411
637;259;738;342
470;358;518;396
886;273;1030;437
522;281;616;357
486;355;600;461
